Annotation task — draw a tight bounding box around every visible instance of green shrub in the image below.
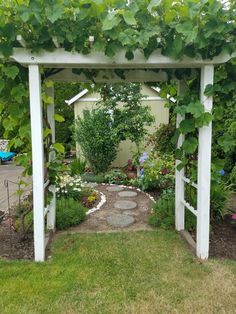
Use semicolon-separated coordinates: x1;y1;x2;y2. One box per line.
69;157;86;176
149;190;175;228
74;109;118;174
104;169;127;184
81;173;105;183
152;119;176;154
56;197;87;230
210;182;232;222
149;189;196;231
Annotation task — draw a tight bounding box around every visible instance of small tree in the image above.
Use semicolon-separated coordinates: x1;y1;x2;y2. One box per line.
74;108;118;174
99;83;155;155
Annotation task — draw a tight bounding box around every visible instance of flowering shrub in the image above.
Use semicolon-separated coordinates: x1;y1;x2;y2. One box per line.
137;152;175;191
56;174;98;207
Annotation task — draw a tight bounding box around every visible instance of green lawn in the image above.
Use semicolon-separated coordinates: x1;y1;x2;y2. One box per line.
0;230;235;314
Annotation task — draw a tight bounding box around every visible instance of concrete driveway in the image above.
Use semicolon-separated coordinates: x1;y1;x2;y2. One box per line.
0;163;32;212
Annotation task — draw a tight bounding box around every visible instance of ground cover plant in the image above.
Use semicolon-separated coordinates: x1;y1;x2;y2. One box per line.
0;231;235;313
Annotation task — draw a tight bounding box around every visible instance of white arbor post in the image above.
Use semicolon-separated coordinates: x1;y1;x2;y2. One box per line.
46;85;56;230
197;65;214;259
175;80;186;231
29;65;45;262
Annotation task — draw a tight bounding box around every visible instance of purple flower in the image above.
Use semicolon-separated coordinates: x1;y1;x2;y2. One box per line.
139;152;149;164
139;156;145;164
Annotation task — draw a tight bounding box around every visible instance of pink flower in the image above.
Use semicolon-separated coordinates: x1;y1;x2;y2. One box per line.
232;213;236;220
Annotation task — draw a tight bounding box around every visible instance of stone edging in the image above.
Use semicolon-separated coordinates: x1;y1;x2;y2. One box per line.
86;190;106;216
86;183;156;217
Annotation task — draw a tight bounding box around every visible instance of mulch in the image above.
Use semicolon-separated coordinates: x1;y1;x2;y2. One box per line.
209;219;236;260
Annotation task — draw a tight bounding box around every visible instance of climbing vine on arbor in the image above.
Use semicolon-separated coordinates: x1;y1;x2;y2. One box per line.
0;0;236;179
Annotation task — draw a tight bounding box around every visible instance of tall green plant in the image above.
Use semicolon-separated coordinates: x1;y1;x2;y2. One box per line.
99;83;155;154
74;109;118;174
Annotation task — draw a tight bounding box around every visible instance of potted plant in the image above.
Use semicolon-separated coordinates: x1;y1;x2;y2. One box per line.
126;159;137;179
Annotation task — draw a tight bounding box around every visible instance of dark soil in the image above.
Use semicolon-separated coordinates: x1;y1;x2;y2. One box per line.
0;219;34;260
209;219;236;260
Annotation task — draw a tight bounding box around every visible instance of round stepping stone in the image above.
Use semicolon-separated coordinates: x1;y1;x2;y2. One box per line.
106;214;135;227
106;186;124;192
123;210;138;216
118;191;138;198
114;200;137;210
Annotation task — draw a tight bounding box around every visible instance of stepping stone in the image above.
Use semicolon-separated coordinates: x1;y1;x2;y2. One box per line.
114;200;137;210
123;210;138;216
118;191;138;198
106;214;135;227
106;186;124;192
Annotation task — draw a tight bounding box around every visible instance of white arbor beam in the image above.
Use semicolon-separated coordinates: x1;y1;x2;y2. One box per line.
197;65;214;260
10;48;235;69
175;80;187;231
48;68;168;83
29;65;45;262
46;85;56;231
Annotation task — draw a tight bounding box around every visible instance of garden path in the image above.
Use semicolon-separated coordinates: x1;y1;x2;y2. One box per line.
60;184;154;234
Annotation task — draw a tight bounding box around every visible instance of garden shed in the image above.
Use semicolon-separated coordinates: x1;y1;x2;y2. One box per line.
66;85;169;167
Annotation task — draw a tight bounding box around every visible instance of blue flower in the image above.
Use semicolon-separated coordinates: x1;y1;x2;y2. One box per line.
219;169;225;176
140;168;144;176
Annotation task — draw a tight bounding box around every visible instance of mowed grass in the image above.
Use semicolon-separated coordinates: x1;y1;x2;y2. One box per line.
0;230;235;314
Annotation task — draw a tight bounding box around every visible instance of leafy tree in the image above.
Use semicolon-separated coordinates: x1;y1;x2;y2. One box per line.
98;83;155;154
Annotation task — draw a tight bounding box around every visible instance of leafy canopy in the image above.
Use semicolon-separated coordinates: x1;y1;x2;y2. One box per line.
0;0;235;60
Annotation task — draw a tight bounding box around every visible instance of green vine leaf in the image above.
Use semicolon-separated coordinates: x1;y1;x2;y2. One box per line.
186;101;204;118
176;21;198;43
182;137;198;154
102;13;121;31
45;4;64;23
179;119;195;134
3;66;19;79
195;113;212;128
217;134;235;153
52;143;65;154
204;84;214;96
122;11;137;25
53;114;65;122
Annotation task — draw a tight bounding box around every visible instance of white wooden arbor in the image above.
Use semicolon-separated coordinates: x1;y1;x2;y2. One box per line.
5;46;235;261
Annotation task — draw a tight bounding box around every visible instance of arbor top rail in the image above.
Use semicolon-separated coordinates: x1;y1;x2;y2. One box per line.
3;48;236;69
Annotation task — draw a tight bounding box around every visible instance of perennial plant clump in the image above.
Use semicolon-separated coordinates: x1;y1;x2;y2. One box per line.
137;152;175;191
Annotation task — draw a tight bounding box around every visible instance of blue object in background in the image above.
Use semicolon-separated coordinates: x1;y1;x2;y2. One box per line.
0;152;16;161
219;169;225;176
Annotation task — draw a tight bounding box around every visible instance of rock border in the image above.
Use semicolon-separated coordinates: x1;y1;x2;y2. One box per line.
86;190;106;216
84;183;156;217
